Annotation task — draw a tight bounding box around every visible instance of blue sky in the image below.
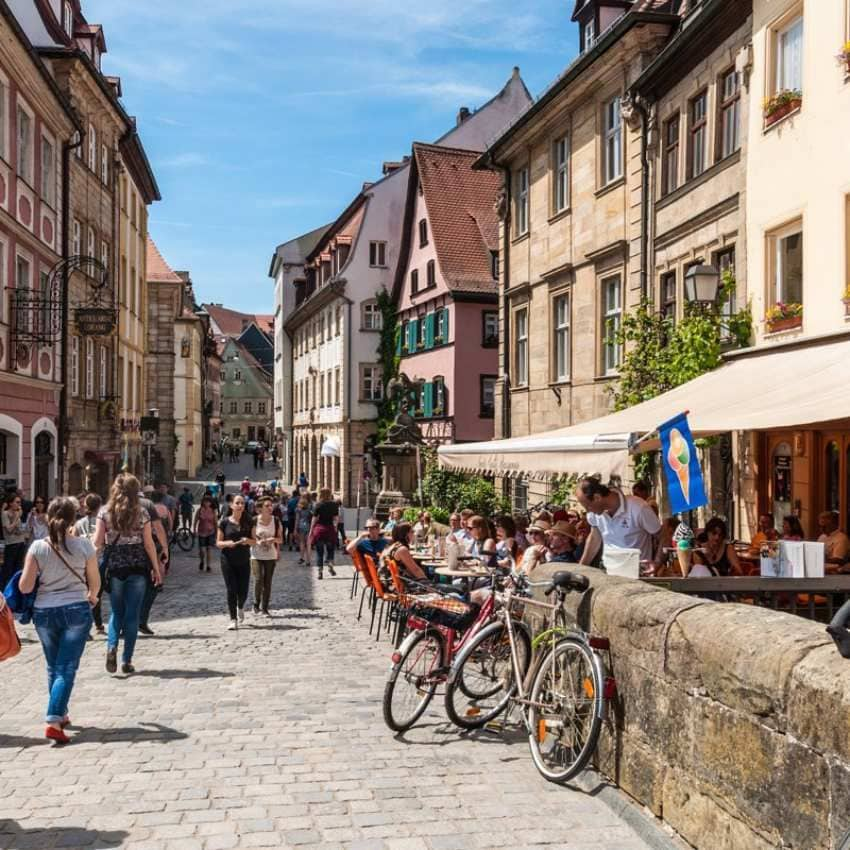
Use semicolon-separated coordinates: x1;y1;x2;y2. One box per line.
86;0;576;314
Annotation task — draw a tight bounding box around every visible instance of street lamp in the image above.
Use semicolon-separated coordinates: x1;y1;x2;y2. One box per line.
683;264;720;307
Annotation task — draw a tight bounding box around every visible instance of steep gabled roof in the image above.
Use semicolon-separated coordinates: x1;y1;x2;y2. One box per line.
146;237;182;284
202;304;272;339
268;222;332;277
394;143;500;301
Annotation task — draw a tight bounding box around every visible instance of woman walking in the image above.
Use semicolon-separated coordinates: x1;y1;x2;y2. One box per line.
194;495;219;572
310;488;339;580
295;497;312;566
216;495;253;630
1;493;27;588
26;498;49;542
18;497;100;743
250;497;282;615
93;474;162;675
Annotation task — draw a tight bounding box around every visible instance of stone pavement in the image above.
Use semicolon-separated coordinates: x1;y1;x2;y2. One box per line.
0;547;667;850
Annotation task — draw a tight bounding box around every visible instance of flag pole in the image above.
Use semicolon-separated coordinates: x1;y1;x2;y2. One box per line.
630;410;690;454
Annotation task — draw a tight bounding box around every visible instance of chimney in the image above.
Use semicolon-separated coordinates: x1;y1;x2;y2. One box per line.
512;66;521;79
456;107;471;126
382;161;403;175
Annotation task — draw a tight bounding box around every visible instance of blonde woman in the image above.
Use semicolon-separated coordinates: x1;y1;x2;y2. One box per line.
93;474;161;675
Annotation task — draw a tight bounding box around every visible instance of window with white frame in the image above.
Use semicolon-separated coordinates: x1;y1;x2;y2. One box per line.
480;375;496;418
101;143;109;185
419;218;428;247
62;1;73;36
16;105;32;183
369;241;387;267
775;14;803;95
41;135;55;207
100;241;108;274
516;167;529;236
72;220;81;256
688;90;708;179
482;310;498;347
554;136;569;213
553;294;570;382
258;402;266;415
663;113;680;195
229;401;237;414
16;254;30;295
768;220;803;307
515;307;528;387
70;336;79;396
601;275;622;375
334;367;340;406
581;17;596;53
85;338;94;398
602;96;622;185
99;345;107;398
87;227;95;259
88;123;97;172
718;69;741;159
362;300;382;330
244;401;253;414
361;365;383;401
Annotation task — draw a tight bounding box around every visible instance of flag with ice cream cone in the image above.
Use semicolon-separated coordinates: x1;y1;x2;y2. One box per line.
658;413;707;514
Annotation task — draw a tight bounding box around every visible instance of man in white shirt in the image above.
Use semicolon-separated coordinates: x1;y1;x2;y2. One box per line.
576;477;661;570
818;510;850;573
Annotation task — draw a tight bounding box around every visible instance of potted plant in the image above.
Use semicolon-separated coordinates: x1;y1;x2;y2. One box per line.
843;284;850;316
837;42;850;75
765;302;803;333
433;406;444;417
434;335;444;345
762;89;802;127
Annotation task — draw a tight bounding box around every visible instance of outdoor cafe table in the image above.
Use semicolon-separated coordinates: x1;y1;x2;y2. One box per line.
641;575;850;620
434;564;489;590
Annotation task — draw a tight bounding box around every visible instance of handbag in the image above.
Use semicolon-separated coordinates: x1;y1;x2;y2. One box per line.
0;602;21;662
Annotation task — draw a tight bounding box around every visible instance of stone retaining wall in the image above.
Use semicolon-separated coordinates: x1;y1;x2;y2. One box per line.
530;564;850;849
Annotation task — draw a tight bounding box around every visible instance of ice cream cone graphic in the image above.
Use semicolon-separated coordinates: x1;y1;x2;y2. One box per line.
667;429;691;503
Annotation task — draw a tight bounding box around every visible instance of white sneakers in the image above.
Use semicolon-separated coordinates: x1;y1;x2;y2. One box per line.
227;620;238;631
237;607;245;623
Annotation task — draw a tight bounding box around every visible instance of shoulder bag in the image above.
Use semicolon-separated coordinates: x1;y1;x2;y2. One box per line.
0;601;21;662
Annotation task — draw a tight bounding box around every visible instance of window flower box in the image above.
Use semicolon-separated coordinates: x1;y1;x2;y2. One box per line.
434;335;444;345
837;42;850;75
763;89;802;127
765;302;802;333
433;406;444;417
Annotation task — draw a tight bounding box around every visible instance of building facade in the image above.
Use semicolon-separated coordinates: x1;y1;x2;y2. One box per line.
116;128;158;479
270;225;329;484
144;236;181;484
219;337;273;448
393;143;502;445
482;0;683;507
0;1;77;499
173;274;204;480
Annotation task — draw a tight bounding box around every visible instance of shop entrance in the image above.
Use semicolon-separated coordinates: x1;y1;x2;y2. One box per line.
821;431;850;533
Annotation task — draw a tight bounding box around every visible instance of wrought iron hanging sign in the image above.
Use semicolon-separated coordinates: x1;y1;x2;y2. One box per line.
71;256;116;337
75;307;117;337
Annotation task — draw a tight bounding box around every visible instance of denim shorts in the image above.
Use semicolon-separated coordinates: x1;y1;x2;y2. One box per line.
198;534;216;547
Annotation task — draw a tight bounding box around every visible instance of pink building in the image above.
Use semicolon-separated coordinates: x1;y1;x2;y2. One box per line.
392;143;501;444
0;3;78;497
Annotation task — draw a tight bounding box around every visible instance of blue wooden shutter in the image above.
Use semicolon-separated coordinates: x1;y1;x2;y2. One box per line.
425;313;435;349
443;308;450;343
423;382;434;418
396;324;403;356
408;320;417;352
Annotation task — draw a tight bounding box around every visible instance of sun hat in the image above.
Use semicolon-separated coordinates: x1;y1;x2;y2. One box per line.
528;519;552;534
547;520;578;539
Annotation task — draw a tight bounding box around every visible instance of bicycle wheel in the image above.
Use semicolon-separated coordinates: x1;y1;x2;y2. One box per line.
382;627;445;733
445;620;530;730
175;528;194;552
527;637;603;783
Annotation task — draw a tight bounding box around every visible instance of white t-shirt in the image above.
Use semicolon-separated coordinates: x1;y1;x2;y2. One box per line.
586;491;661;563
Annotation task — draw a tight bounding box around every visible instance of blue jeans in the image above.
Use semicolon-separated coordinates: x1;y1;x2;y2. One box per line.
32;602;93;723
108;573;147;663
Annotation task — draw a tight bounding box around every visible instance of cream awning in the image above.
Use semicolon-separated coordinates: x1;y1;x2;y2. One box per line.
437;335;850;479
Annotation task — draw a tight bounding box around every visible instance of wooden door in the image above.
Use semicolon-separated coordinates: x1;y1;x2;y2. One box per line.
820;431;850;533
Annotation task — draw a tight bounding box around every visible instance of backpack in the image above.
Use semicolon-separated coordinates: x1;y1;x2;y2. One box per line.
0;602;21;662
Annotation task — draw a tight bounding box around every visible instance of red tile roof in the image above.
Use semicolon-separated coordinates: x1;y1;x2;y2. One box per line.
146;237;182;284
413;143;501;295
203;304;273;338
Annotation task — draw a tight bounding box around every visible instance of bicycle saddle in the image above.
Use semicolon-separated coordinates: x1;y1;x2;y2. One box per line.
545;571;590;596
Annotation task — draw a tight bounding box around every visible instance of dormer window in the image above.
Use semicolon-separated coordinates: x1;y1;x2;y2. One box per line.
93;47;100;70
62;2;73;38
581;18;596;52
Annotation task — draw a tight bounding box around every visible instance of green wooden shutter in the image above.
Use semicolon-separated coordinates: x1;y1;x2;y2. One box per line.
423;382;434;418
396;325;403;356
425;313;435;349
408;320;417;352
443;308;450;344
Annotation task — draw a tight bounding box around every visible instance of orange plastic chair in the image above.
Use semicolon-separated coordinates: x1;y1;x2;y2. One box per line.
362;554;399;641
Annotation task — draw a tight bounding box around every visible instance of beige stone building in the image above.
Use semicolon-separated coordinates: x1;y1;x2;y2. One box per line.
116;129;159;479
480;0;684;505
173;272;205;479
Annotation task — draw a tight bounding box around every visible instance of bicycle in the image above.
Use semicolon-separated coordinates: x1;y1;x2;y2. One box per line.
173;526;195;552
445;569;615;783
382;568;530;733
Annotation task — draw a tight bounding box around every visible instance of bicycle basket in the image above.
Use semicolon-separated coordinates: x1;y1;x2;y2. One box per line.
412;596;480;632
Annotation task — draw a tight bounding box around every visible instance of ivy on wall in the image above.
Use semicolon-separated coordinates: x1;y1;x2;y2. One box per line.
375;288;400;444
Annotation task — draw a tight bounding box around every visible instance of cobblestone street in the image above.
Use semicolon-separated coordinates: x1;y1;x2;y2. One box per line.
0;548;666;850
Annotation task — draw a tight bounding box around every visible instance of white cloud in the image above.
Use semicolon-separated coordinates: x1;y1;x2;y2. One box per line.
157;152;211;169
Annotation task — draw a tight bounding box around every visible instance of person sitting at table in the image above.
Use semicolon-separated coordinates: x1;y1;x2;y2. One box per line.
781;515;804;541
382;522;429;587
817;510;850;573
693;517;742;577
749;514;779;555
346;518;388;561
546;521;580;564
468;515;498;568
512;514;530;552
382;506;403;536
519;520;550;573
413;511;436;547
495;516;520;567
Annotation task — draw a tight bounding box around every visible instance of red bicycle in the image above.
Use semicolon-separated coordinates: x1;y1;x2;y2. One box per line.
382;569;531;733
